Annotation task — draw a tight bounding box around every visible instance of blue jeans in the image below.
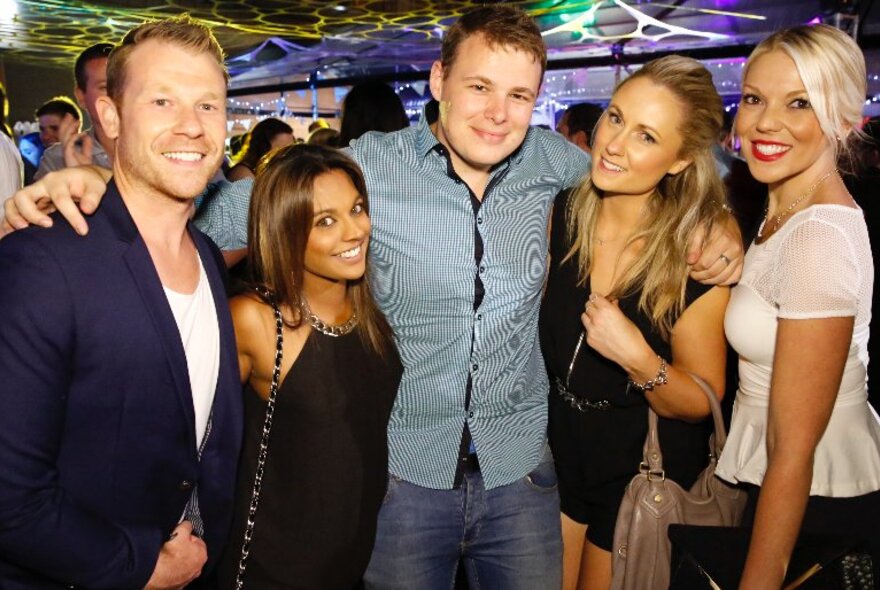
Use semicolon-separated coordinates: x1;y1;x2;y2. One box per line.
363;448;562;590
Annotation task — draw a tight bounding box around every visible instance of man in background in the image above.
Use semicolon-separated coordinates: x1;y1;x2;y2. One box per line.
556;101;604;153
35;43;114;180
34;96;80;149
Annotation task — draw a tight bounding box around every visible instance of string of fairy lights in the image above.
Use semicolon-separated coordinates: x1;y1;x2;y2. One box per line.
222;63;880;129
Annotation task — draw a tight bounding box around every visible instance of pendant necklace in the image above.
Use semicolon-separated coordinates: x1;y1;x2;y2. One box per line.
757;169;837;239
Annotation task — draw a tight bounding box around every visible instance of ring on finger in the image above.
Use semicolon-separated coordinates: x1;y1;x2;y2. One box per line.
719;253;732;266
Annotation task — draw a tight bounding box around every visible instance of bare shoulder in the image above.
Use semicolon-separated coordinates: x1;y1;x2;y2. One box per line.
230;292;311;398
230;293;274;353
673;284;730;333
813;176;859;208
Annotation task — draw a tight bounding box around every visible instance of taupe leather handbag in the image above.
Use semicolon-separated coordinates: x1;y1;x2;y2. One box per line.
610;374;747;590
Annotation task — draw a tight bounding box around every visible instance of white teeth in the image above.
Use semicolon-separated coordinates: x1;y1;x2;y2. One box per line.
163;152;203;162
337;245;361;259
602;158;624;172
755;143;790;155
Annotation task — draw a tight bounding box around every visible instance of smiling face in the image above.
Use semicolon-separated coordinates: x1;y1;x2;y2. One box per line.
304;168;371;290
97;39;227;202
590;77;691;200
38;113;64;146
736;50;832;188
429;33;541;182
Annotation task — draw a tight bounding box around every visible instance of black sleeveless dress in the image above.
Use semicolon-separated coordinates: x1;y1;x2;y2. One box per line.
218;328;402;589
540;190;712;551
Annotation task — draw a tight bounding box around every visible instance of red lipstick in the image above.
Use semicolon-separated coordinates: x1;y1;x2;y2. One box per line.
750;140;791;162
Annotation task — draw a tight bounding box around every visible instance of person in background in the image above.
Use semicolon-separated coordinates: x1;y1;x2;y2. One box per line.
542;56;730;590
215;144;401;589
35;43;114;180
226;117;294;181
716;24;880;588
0;16;243;589
0;83;23;203
557;102;604;154
34;96;81;149
308;117;330;135
338;81;409;147
307;126;340;146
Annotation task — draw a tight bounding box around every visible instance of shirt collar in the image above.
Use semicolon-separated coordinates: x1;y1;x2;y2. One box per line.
414;100;442;158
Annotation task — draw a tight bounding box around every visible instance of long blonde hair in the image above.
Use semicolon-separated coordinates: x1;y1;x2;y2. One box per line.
565;55;728;338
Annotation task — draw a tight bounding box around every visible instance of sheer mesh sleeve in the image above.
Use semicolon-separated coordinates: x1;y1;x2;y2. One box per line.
777;218;861;319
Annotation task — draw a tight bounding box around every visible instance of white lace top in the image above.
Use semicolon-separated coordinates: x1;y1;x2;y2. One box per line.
717;204;880;497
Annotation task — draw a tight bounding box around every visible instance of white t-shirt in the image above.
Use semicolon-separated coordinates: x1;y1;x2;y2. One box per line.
164;258;220;450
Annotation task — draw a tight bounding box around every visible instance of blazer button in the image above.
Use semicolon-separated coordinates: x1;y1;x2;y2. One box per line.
179;480;193;491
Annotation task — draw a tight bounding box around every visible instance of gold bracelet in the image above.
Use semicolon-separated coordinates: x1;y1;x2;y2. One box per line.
629;356;668;392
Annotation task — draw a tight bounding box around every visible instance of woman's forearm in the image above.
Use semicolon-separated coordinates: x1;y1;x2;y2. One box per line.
738;456;814;589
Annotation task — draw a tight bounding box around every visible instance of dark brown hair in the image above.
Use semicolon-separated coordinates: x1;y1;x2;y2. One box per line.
247;144;394;355
107;14;227;104
74;43;114;91
339;81;409;147
440;5;546;78
237;117;293;171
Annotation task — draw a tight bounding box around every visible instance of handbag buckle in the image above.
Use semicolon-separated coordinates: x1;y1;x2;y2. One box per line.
639;462;666;481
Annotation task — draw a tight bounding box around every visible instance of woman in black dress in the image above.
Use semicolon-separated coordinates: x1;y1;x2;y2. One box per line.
541;56;733;590
218;144;401;589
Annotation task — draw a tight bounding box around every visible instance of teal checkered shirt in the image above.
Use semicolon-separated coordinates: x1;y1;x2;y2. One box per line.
352;107;589;489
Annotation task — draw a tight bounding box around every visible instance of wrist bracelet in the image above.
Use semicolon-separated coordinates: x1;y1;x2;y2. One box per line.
629;356;668;392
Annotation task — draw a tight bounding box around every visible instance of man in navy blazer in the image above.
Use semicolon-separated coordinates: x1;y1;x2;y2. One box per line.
0;16;242;590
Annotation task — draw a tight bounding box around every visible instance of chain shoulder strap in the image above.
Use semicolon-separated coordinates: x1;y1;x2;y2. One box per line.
235;287;284;589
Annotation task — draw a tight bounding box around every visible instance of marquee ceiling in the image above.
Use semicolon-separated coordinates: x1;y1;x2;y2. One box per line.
0;0;876;86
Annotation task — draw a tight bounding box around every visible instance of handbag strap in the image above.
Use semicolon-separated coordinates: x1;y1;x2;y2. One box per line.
642;372;728;475
235;288;285;589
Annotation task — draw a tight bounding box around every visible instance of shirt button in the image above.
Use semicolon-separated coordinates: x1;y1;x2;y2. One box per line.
472;363;479;371
468;411;475;418
477;313;483;320
477;217;483;224
179;480;193;491
479;265;485;273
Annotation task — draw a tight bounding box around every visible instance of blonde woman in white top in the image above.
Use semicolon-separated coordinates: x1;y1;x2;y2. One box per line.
716;24;880;589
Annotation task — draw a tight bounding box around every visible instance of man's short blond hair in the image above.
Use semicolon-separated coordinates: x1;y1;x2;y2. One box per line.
106;14;228;104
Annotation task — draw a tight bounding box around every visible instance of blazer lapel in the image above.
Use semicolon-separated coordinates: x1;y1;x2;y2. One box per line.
103;182;197;450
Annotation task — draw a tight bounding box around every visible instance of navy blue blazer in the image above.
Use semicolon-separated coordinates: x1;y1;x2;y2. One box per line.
0;181;243;589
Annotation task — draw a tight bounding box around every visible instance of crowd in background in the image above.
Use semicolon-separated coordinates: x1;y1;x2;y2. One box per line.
0;5;879;590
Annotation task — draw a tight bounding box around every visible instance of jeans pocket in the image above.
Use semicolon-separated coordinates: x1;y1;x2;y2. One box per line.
524;456;559;492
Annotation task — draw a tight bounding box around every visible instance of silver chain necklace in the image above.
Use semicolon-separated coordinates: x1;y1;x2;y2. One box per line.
757;169;837;239
301;301;358;337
